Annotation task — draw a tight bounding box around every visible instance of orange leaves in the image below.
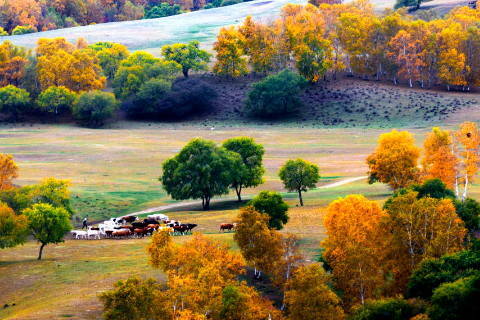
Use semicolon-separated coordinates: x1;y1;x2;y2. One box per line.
367;130;421;190
213;27;248;78
0;153;18;191
422;127;457;188
36;37;106;92
323;195;391;306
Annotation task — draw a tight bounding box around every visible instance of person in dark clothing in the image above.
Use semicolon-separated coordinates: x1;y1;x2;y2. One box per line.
82;216;88;229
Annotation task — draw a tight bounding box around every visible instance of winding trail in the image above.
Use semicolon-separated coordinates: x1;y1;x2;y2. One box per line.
123;176;367;218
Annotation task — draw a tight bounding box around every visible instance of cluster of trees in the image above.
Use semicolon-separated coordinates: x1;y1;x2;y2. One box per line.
160;137;320;209
213;2;480;90
0;37;214;126
367;122;480;200
0;0;250;35
0;153;73;259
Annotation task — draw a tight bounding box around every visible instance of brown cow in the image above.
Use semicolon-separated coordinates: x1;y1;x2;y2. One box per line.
112;229;132;238
220;223;235;232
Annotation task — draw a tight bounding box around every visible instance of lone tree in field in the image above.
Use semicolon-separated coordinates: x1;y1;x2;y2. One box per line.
367;130;420;190
222;137;265;201
0;203;28;249
160;138;241;210
249;191;288;230
279;159;320;206
23;203;71;260
161;40;211;78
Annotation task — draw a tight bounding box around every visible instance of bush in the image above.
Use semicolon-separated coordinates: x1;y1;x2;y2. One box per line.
428;273;480;320
158;78;217;118
72;91;118;128
11;25;36;35
144;3;182;19
244;69;307;118
37;86;77;116
454;198;480;233
0;85;31;120
127;78;172;118
249;191;288;230
0;27;8;36
350;298;426;320
407;249;480;299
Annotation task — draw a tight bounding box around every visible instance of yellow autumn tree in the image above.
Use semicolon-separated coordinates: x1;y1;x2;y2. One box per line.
148;231;245;318
234;206;284;279
0;41;29;87
213;27;248;78
385;191;467;290
284;263;345;320
422;127;458;188
455;121;480;199
323;195;391;307
36;38;106;92
367;130;421;190
0;153;18;191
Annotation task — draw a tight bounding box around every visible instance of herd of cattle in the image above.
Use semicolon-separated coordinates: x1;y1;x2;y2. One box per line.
70;214;199;240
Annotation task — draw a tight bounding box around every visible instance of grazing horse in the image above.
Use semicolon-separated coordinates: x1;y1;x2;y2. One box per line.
220;223;235;232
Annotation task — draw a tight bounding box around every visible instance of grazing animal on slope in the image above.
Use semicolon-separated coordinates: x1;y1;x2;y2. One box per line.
220;223;235;232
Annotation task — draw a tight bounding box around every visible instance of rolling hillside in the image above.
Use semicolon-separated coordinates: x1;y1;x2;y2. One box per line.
2;0;396;52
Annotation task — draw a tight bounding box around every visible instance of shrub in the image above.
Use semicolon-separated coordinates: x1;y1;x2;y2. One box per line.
428;273;480;320
350;298;426;320
244;69;307;118
127;78;172;118
0;27;8;36
0;85;31;120
37;86;77;116
157;78;217;118
144;3;182;19
11;25;36;35
72;91;118;128
454;198;480;233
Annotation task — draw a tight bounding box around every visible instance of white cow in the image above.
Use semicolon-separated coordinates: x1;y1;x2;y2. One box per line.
71;230;87;239
147;214;169;222
87;227;101;240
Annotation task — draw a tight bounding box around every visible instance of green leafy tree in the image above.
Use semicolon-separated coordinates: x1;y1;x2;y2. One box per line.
454;198;480;233
160;138;241;210
395;0;423;10
144;3;182;19
161;41;211;78
72;91;118;128
407;249;480;299
244;70;307;118
113;51;180;99
249;191;288;230
93;43;130;79
222;137;265;201
23;203;71;260
428;273;480;320
0;203;28;249
99;277;168;320
130;78;172;118
0;85;31;120
279;159;320;206
413;179;456;200
37;86;77;116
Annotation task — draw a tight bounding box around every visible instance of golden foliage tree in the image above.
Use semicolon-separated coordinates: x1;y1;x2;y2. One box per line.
367;130;421;190
323;194;391;306
454;121;480;199
36;38;106;92
0;153;18;191
284;263;345;320
213;27;248;78
422;127;458;188
0;41;29;87
385;191;467;289
234;206;284;279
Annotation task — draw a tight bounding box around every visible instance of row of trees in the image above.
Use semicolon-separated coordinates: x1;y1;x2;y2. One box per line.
0;154;73;259
160;137;320;209
0;0;246;35
0;37;214;125
212;2;480;90
367;121;480;200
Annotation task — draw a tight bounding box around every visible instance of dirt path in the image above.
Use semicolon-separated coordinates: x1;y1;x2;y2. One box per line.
122;176;367;218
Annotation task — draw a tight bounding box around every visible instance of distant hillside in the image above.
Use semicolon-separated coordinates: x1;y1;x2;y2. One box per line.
2;0;397;52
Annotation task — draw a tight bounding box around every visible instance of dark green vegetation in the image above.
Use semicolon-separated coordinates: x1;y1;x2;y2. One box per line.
249;191;289;230
72;91;118;128
244;70;307;118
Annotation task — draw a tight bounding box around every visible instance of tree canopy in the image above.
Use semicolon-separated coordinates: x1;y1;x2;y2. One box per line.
249;191;288;230
161;41;211;78
279;158;319;206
